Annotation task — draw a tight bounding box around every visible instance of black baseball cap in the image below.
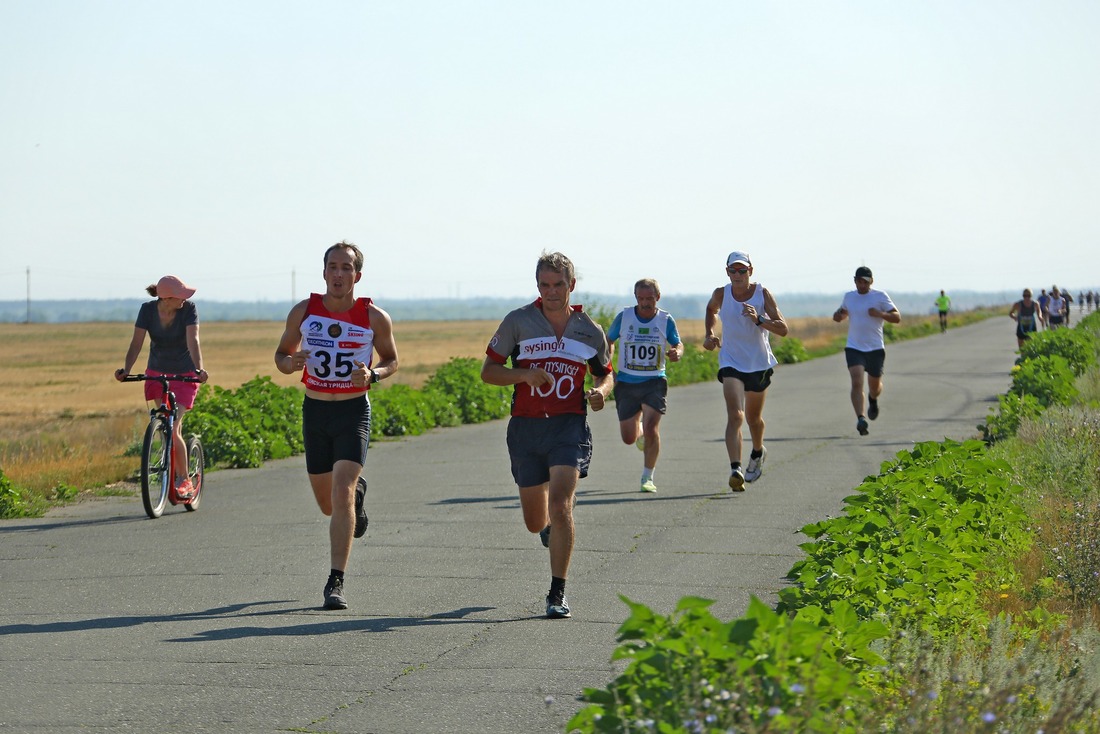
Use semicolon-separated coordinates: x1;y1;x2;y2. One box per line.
854;266;873;280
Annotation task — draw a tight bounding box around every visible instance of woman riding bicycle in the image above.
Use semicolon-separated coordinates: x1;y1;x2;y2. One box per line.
114;275;209;498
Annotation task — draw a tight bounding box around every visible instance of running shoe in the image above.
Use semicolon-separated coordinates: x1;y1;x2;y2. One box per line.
323;577;348;610
867;399;879;421
175;477;195;501
857;417;869;436
539;525;551;548
744;447;767;483
728;467;745;492
354;476;369;538
640;478;657;493
635;435;645;452
546;589;571;619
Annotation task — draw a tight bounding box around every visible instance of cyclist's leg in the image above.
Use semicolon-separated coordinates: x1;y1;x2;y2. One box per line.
172;408;190;483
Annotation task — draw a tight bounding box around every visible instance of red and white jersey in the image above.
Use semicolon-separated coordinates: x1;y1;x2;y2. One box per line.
299;294;375;394
485;299;612;418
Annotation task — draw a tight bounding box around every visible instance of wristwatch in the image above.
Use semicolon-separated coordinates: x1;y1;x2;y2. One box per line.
369;368;380;384
756;314;765;326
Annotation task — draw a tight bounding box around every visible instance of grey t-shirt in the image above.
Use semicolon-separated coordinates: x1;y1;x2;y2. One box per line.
135;299;199;373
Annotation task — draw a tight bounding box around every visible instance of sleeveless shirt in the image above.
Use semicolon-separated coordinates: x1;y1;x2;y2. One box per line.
299;294;375;394
614;307;673;380
718;284;777;372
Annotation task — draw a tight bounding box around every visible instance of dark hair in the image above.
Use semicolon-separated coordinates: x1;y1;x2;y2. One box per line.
536;251;575;283
324;241;364;273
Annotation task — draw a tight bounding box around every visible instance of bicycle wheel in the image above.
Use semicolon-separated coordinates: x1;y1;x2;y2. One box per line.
141;419;171;518
183;436;204;511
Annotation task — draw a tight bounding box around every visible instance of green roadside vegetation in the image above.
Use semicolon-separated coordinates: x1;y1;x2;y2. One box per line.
568;312;1100;733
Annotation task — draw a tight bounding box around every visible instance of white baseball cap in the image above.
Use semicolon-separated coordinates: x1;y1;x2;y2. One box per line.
726;251;752;268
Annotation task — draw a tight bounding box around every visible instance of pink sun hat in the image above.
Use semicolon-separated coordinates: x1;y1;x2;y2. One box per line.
156;275;196;299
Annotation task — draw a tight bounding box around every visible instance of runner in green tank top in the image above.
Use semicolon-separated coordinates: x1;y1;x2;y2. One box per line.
935;290;951;333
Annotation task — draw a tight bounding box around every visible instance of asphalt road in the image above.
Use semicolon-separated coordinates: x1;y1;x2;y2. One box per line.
0;316;1017;733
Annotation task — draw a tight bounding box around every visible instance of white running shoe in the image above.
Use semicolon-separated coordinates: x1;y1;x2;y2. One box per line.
728;467;745;492
640;478;657;493
744;447;767;482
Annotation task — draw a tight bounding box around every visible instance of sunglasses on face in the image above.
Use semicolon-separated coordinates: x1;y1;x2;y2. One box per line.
727;267;749;275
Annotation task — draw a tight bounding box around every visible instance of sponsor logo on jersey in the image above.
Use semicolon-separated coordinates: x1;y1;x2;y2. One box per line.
328;323;343;338
338;341;366;349
518;336;598;364
347;327;367;337
522;338;563;356
306;337;335;348
308;321;323;333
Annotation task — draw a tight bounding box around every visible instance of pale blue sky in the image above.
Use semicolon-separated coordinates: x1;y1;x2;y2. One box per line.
1;1;1097;304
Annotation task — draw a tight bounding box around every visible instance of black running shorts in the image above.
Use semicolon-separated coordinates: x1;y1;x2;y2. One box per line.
302;395;371;475
717;366;774;393
845;348;886;377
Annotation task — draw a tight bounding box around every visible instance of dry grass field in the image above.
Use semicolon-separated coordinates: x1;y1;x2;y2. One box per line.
0;316;848;494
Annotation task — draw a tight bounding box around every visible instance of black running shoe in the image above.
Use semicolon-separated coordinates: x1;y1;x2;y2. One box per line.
857;417;869;436
323;577;348;610
867;400;879;421
539;525;551;548
354;476;369;539
546;590;571;619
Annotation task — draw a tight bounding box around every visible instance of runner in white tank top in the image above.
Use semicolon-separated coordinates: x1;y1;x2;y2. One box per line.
703;251;789;491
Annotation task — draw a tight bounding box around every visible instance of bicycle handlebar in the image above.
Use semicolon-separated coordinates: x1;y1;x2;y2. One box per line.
119;373;204;384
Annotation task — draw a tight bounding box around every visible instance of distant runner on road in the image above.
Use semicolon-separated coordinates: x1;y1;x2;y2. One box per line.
606;278;683;494
1047;286;1068;329
481;251;613;620
274;241;399;612
935;290;951;333
1008;289;1039;348
833;265;901;437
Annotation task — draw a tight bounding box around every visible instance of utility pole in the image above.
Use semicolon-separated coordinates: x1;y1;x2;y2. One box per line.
25;267;30;324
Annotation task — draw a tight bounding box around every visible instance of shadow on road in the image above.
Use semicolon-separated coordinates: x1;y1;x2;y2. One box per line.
1;601;519;641
173;605;539;642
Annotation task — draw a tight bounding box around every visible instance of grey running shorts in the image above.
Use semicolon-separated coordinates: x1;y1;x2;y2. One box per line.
506;413;592;487
613;378;668;421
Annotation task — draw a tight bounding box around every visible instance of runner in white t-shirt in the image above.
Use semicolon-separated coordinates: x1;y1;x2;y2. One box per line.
832;266;901;436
